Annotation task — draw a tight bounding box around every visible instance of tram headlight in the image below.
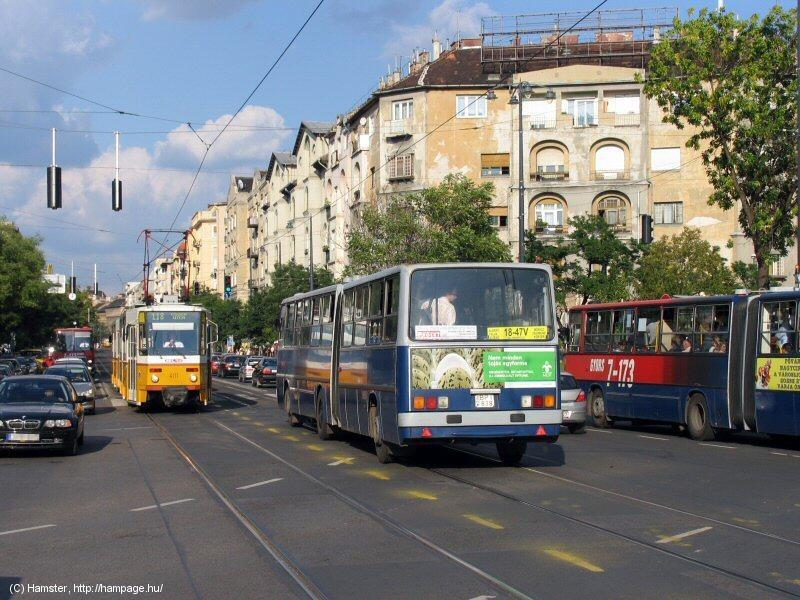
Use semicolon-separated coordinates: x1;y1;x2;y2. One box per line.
189;373;198;382
151;374;159;383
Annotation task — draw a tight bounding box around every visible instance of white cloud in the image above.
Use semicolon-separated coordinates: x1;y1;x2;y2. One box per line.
0;104;290;292
137;0;259;21
384;0;494;58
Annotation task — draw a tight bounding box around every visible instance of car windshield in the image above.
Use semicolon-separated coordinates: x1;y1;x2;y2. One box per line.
410;267;555;341
0;379;70;404
146;311;201;356
263;359;277;367
56;330;92;352
46;366;90;383
247;358;261;365
225;356;240;364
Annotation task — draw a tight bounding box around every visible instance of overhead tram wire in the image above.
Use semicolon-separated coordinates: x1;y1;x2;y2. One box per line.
163;0;326;235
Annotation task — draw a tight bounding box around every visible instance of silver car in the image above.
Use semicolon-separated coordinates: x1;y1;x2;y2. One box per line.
560;372;586;433
44;364;96;414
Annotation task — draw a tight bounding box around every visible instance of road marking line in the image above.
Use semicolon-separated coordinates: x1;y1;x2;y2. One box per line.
586;428;613;434
771;452;789;456
305;444;324;451
407;490;438;500
239;416;251;421
363;469;390;481
463;514;504;530
327;458;355;466
283;435;300;442
732;517;759;525
266;427;281;434
98;426;152;432
0;524;56;536
130;498;194;512
638;434;668;441
236;478;283;490
543;549;603;573
656;526;713;545
699;442;736;449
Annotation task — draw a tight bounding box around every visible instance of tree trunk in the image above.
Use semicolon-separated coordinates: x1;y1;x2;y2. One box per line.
756;255;770;290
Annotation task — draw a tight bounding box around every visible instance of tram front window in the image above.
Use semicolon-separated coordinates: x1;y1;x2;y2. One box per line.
146;312;201;356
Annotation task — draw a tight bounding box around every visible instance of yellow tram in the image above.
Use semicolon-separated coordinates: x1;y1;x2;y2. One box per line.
111;301;216;409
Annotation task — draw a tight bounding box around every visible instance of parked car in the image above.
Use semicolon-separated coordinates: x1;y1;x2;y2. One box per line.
0;358;22;375
210;354;221;376
0;364;12;381
238;356;263;382
15;356;38;374
218;355;243;378
252;357;278;388
560;372;586;433
0;375;85;455
44;364;96;414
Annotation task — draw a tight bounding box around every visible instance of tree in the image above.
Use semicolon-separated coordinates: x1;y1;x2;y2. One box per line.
642;7;797;288
731;260;760;290
524;231;572;310
542;216;639;306
346;174;510;275
191;290;243;350
634;228;737;298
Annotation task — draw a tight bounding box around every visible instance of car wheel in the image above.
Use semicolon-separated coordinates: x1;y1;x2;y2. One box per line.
496;439;526;465
316;391;333;441
566;423;585;434
591;389;612;428
369;404;393;464
686;394;715;441
78;431;85;446
64;436;79;456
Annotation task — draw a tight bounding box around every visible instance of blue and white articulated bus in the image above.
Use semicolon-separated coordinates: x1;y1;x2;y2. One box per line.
277;263;561;464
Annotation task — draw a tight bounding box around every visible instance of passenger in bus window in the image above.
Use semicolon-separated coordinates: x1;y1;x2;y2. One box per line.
420;287;458;326
669;338;680;352
781;342;793;354
681;337;692;353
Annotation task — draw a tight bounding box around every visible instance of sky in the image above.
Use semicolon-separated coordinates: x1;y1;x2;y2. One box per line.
0;0;791;294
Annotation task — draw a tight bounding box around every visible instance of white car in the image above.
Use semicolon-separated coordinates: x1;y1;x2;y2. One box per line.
238;357;262;382
560;372;587;433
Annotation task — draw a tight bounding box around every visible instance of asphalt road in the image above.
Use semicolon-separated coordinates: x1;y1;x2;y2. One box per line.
2;350;800;599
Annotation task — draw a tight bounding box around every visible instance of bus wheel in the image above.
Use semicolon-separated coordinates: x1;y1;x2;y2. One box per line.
496;439;526;465
591;389;611;428
368;404;393;464
686;395;715;441
315;391;333;441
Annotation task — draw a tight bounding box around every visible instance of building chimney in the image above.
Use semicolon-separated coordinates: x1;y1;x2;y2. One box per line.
419;50;429;65
432;33;442;60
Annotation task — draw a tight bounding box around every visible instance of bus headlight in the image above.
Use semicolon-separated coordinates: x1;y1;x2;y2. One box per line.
521;395;532;408
189;374;198;382
151;374;159;383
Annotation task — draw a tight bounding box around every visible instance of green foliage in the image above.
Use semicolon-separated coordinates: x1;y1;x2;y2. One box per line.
528;216;638;307
191;261;333;349
642;7;797;288
634;228;737;298
731;260;761;290
346;174;511;275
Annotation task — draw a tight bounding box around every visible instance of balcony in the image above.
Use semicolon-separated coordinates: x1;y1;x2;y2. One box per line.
312;155;328;174
280;180;296;200
614;113;641;127
351;134;370;155
246;248;258;260
532;168;568;182
247;217;258;229
384;119;412;139
534;224;565;236
591;170;630;181
387;154;414;181
573;115;599;128
529;115;556;130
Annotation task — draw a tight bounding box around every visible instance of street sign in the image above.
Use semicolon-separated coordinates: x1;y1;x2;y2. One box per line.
68;292;76;301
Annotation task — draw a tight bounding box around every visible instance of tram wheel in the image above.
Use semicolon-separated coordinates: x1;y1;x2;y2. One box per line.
315;391;333;441
591;389;611;428
686;394;715;441
496;439;526;465
369;404;393;464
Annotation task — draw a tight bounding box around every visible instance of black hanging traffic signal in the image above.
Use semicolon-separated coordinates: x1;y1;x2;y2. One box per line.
112;179;122;211
47;165;62;210
70;276;77;294
193;281;200;295
224;275;232;299
641;214;654;244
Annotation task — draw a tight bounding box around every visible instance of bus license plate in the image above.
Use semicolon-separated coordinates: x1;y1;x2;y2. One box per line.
6;433;39;442
474;395;495;409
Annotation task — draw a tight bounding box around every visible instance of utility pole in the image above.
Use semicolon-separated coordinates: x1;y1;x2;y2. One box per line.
796;0;800;284
517;83;526;263
93;263;98;299
308;214;314;291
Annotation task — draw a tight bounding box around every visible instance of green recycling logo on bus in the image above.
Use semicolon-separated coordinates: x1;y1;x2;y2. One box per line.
412;348;557;389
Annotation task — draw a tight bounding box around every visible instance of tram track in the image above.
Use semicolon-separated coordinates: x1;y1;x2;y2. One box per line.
427;446;800;598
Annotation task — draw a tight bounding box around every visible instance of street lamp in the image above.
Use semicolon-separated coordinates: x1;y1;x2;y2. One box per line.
501;81;555;262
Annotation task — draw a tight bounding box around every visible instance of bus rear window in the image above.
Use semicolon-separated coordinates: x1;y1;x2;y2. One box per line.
409;268;554;341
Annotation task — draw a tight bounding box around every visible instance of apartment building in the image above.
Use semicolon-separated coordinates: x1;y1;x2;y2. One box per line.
188;203;226;296
224;175;253;301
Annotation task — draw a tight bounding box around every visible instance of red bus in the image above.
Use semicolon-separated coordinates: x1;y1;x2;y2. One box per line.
45;327;95;370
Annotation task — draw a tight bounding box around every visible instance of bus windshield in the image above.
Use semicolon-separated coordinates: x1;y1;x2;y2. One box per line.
146;312;201;356
410;267;554;341
57;331;92;352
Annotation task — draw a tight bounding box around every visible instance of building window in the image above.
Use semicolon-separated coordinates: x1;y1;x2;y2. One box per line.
563;97;598;127
651;147;681;171
456;95;488;118
533;145;567;180
594;144;627;179
489;215;508;228
387;153;414;180
392;99;413;120
654;202;683;225
211;225;217;239
481;153;510;177
534;200;564;231
595;196;629;229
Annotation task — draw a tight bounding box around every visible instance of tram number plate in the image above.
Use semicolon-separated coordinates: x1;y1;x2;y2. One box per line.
474;395;496;409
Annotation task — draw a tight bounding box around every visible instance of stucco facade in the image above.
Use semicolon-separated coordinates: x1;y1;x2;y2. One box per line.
188;203;226;296
224;176;253;302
